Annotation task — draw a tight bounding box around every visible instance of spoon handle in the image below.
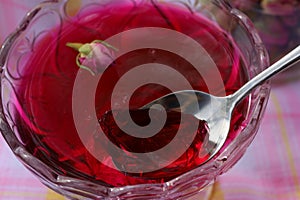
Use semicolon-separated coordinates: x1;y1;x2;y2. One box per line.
231;45;300;104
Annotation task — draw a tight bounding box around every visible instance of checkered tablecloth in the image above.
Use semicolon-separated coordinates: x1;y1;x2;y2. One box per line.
0;1;300;199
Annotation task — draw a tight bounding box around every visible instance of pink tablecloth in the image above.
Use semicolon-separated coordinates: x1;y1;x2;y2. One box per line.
0;1;300;200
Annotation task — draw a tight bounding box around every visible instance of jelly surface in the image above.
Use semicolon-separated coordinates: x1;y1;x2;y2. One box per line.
8;1;248;186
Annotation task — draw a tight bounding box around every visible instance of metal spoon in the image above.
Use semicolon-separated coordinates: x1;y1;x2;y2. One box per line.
142;45;300;162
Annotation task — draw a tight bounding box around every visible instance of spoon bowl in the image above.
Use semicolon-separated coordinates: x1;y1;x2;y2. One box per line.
142;45;300;162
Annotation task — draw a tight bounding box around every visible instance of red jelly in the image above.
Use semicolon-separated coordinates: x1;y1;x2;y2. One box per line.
10;1;248;187
99;109;209;179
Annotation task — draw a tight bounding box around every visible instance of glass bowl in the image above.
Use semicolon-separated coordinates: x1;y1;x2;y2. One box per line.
0;0;270;199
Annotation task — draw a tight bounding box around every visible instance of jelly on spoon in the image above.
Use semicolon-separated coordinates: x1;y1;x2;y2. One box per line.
142;45;300;163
